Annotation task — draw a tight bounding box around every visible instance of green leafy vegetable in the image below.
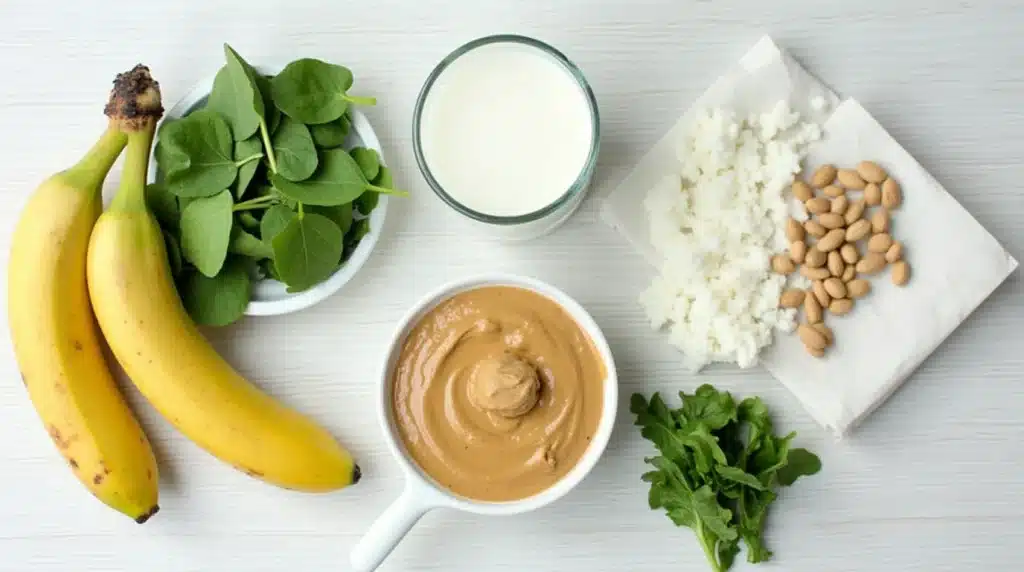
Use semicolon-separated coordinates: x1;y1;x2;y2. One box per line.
269;58;376;124
259;204;295;245
271;213;343;292
270;148;366;206
163;231;183;276
255;74;282;135
160;110;239;198
237;211;260;230
220;44;265;139
228;226;273;259
146;182;179;229
179;190;234;277
632;385;821;572
233;136;263;198
357;164;391;214
312;203;353;235
349;147;380;181
310;114;350;148
180;258;251;327
271;116;318;181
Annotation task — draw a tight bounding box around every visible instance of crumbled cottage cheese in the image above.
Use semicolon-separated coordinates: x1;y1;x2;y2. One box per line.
639;101;821;371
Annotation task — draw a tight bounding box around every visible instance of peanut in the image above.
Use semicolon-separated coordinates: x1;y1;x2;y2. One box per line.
801;266;831;280
837;168;866;190
855;252;887;275
831;195;849;215
885;241;903;263
771;254;795;275
786;218;805;242
856;160;887;184
792;180;814;202
817;228;846;252
882;178;902;209
780;289;806;308
871;209;890;233
864;183;881;206
812;280;831;308
818;212;845;230
804;220;827;238
805;247;827;268
847;279;871;299
845;219;872;242
790;240;808;264
824;277;847;299
811;164;837;188
840;243;860;265
806;197;831;215
828;251;845;277
829;298;854;316
799;324;828;350
868;233;894;253
891;260;911;286
804;291;823;324
844;199;866;225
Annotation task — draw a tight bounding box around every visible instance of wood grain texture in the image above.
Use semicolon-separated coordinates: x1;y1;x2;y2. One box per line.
0;0;1021;570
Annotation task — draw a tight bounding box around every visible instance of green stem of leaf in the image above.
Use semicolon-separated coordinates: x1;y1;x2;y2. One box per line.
696;521;725;572
297;202;305;219
234;153;264;168
341;93;377;107
365;184;409;197
258;119;279;174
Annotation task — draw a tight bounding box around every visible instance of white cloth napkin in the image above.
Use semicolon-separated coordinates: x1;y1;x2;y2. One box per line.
601;36;1018;436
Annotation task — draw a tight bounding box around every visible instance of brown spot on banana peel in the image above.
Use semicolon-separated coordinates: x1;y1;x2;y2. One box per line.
93;473;104;485
352;464;362;485
134;505;159;524
68;458;79;470
73;340;83;351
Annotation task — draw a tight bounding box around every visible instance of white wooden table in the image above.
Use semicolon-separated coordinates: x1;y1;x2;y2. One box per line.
1;1;1021;571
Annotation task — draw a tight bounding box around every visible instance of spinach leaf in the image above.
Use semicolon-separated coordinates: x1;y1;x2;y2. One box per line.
260;204;296;245
255;74;282;135
260;258;281;281
206;66;256;141
162;231;183;276
146;182;179;230
349;147;380;181
237;211;261;230
219;44;265;139
229;226;273;259
160;110;238;198
357;164;391;214
312;203;353;234
269;58;375;124
341;218;371;263
233;135;263;198
181;258;251;327
271;116;318;181
270;148;366;206
179;190;234;277
271;213;343;292
310;114;350;148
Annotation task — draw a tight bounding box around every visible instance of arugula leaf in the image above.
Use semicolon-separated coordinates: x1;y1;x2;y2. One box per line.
309;114;350;148
159;110;238;198
179;190;234;277
145;182;179;230
269;58;375;124
270;148;367;206
271;213;343;292
349;147;380;181
229;226;273;259
233;136;263;198
633;386;821;572
271;116;318;181
259;204;295;245
180;257;251;327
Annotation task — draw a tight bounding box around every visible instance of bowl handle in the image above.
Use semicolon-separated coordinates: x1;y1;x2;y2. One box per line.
350;481;434;572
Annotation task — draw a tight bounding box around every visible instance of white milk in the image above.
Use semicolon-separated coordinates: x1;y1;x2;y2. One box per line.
418;41;596;221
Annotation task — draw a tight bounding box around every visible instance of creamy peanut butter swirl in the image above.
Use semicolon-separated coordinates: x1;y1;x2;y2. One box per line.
392;286;605;502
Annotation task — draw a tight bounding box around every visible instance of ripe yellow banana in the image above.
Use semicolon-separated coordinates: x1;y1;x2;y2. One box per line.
8;97;159;521
87;69;360;492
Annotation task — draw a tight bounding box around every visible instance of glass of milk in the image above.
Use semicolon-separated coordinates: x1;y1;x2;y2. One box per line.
413;35;600;240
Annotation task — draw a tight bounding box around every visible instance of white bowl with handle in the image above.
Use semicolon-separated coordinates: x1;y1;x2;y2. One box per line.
154;64;389;317
350;273;618;572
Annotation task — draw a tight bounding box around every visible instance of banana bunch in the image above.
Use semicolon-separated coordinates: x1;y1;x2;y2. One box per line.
8;66;359;522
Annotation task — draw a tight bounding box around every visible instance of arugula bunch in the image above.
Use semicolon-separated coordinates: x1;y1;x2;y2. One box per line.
631;385;822;572
148;44;405;327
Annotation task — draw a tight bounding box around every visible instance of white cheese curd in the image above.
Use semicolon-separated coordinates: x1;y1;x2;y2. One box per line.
640;101;821;371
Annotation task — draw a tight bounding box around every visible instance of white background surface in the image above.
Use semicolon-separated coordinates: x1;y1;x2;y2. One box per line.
0;1;1021;571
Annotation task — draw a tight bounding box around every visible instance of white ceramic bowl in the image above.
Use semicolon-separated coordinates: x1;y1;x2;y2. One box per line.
350;274;618;572
153;65;389;317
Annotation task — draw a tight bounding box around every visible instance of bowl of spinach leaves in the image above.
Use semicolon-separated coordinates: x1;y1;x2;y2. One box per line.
147;44;405;326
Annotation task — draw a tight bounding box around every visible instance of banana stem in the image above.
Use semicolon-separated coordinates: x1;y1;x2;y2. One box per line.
109;127;156;213
61;125;128;191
